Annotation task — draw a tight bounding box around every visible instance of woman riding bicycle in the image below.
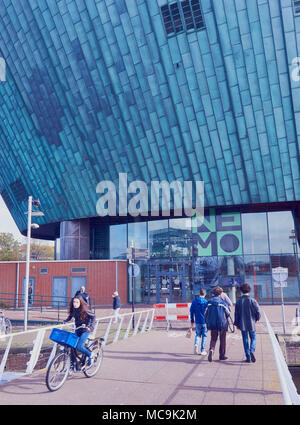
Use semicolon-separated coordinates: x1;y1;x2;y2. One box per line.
64;295;95;366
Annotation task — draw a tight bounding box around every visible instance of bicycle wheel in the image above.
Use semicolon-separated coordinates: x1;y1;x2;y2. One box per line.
4;318;12;334
46;351;71;391
83;341;103;378
228;315;235;333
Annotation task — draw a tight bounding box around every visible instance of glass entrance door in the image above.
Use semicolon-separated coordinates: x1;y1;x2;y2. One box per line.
147;262;192;303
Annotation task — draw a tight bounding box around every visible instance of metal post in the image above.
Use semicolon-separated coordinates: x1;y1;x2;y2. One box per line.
24;196;32;331
281;284;286;334
132;248;135;329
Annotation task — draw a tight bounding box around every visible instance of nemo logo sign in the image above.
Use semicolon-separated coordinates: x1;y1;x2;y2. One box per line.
192;208;243;256
0;58;5;82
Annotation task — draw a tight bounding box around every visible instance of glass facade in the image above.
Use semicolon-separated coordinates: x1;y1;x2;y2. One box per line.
92;208;300;304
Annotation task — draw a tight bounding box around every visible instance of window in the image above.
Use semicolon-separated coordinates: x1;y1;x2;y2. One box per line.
128;222;147;249
294;0;300;15
71;267;87;273
161;0;205;38
110;224;127;259
242;212;269;254
268;211;296;254
40;267;48;274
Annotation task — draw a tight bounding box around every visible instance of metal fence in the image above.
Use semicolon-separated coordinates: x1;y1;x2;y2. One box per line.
0;292;97;322
263;310;300;405
0;308;154;383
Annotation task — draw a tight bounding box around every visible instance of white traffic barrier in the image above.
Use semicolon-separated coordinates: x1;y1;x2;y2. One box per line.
154;300;191;331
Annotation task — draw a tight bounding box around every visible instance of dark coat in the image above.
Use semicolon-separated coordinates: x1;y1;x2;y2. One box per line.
234;295;261;331
113;296;121;310
205;296;230;331
65;309;95;336
75;290;90;305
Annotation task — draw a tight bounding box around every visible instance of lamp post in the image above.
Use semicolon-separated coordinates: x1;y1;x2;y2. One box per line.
24;196;44;331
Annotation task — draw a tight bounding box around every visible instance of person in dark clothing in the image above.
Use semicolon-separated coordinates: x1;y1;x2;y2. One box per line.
75;286;90;306
234;283;261;363
64;295;95;366
205;286;231;362
112;291;121;323
190;288;208;355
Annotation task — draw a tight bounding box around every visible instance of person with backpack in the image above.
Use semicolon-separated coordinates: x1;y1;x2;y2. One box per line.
234;283;261;363
205;286;231;362
190;288;208;355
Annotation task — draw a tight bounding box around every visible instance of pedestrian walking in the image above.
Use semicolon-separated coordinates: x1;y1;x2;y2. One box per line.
112;291;121;323
205;286;231;362
234;283;261;363
28;284;33;305
189;288;208;355
75;286;90;306
219;286;233;309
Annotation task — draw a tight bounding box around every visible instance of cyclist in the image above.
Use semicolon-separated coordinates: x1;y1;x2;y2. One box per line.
64;295;95;367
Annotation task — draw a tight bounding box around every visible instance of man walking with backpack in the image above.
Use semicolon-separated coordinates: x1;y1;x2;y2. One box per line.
234;283;261;363
205;286;231;362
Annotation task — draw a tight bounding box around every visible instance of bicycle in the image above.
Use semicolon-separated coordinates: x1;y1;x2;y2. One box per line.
46;325;104;392
0;310;12;335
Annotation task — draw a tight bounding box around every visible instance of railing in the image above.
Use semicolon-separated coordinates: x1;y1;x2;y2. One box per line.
0;292;97;322
263;311;300;405
0;308;155;383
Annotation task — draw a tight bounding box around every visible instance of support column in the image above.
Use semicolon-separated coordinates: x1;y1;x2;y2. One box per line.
59;219;90;260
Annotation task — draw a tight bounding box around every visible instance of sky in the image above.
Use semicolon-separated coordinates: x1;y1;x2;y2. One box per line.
0;195;53;245
0;195;25;241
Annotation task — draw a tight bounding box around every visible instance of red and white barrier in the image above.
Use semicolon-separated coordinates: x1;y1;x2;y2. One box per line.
154;301;191;330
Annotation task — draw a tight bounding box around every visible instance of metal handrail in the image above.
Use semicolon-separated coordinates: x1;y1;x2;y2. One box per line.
263;310;300;405
0;308;155;383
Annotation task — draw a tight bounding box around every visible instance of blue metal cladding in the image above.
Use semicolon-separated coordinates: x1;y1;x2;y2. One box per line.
0;0;299;235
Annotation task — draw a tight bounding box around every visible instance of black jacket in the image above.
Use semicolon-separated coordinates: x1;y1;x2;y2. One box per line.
234;295;260;331
113;296;121;310
75;290;90;305
65;309;95;336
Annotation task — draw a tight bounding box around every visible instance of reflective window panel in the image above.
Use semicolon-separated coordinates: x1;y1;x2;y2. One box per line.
244;255;271;302
148;220;169;258
110;224;127;259
242;212;269;254
128;221;147;249
271;254;300;301
268;211;297;254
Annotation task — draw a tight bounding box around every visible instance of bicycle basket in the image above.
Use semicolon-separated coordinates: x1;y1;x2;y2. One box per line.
49;328;79;348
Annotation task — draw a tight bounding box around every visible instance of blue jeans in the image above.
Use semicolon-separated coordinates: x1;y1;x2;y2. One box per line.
241;330;256;359
76;331;91;358
194;323;207;352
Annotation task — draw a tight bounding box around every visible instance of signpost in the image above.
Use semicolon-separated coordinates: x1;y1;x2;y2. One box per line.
127;246;149;329
272;267;288;334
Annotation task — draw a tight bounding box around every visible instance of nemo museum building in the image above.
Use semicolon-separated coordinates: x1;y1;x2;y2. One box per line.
0;0;300;305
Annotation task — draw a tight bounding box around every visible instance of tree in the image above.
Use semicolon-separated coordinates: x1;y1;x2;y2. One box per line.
20;240;54;261
0;232;21;260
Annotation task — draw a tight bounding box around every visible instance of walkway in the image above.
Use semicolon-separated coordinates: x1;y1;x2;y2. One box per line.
1;305;297;405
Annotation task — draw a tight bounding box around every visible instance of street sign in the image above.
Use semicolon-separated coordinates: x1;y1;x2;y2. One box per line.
272;267;288;334
128;263;140;277
272;267;288;286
